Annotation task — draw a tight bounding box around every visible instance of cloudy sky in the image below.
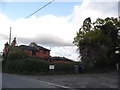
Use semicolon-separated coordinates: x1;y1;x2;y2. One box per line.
0;0;119;61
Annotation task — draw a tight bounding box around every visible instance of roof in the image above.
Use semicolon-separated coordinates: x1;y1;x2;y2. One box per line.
50;56;72;61
20;45;50;51
20;45;38;51
37;46;50;51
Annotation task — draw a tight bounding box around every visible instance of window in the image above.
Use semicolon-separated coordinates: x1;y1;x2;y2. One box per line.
32;50;36;56
43;50;46;54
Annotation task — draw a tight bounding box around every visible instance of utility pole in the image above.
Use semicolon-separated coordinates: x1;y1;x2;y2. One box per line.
9;27;12;46
7;27;12;61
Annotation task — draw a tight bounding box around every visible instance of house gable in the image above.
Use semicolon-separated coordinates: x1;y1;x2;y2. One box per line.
20;44;50;59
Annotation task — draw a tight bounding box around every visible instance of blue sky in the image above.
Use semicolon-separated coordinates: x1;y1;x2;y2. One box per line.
0;0;118;61
1;2;81;20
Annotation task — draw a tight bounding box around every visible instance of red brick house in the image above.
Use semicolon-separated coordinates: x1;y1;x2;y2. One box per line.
3;38;50;60
20;44;50;60
3;38;72;62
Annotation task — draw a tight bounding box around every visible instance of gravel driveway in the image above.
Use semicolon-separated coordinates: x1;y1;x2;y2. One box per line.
24;72;118;88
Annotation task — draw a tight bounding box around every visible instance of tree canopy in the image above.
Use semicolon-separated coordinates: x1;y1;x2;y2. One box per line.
73;17;120;69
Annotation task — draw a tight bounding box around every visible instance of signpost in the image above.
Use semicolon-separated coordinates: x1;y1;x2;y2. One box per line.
49;65;55;73
49;65;55;70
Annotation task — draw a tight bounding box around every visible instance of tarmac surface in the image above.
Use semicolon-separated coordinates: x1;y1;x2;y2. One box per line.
24;71;118;88
2;73;58;88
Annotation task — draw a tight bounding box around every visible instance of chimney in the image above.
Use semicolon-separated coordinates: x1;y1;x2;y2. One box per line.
11;37;17;46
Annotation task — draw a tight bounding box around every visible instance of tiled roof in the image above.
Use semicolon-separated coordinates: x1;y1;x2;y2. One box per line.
20;45;50;51
50;56;72;61
37;46;50;51
20;45;38;51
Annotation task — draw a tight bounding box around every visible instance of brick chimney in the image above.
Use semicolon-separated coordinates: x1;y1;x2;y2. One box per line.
3;42;9;54
11;37;17;46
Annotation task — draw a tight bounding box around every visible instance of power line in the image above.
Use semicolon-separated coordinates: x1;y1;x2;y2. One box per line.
25;0;55;19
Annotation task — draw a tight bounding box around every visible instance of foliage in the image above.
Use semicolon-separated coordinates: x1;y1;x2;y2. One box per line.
2;46;30;68
7;46;29;61
2;44;82;75
73;17;120;69
3;58;49;74
3;57;81;75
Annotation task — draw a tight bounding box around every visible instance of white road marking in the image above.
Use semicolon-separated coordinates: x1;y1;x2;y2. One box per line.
37;80;71;88
18;75;71;88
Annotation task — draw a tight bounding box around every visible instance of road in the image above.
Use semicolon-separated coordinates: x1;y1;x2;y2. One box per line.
2;72;118;88
25;72;118;88
2;73;66;88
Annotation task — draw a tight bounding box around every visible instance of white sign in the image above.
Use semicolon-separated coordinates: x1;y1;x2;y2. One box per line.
49;65;55;70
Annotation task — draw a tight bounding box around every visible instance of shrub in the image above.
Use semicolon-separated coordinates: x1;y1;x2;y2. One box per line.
7;47;29;61
3;58;49;73
3;57;81;75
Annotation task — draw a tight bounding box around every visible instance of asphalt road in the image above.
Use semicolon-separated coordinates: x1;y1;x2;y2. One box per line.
2;73;61;88
26;72;118;88
2;72;118;89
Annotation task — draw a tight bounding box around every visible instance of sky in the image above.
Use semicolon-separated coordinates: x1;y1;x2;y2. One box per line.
0;0;119;61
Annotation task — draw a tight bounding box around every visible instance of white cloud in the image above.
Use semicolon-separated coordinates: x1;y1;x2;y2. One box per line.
0;14;78;44
0;0;118;61
12;15;78;46
0;13;80;60
50;46;80;61
0;13;14;35
72;0;118;26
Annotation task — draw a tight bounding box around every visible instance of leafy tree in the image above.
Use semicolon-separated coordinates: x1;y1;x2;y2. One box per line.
5;46;29;61
73;17;120;69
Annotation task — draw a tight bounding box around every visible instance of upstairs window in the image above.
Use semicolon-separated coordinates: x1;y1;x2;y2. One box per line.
43;50;47;54
32;50;36;56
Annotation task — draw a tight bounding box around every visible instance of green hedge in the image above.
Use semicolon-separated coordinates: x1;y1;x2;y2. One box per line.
3;58;80;75
3;58;48;74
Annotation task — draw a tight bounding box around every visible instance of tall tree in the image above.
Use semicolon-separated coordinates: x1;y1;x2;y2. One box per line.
73;17;120;68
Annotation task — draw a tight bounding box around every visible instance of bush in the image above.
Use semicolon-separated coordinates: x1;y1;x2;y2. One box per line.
7;49;29;61
54;62;76;73
3;57;81;75
3;58;49;74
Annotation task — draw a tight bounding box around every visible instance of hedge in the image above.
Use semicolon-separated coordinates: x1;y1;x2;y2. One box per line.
3;58;80;75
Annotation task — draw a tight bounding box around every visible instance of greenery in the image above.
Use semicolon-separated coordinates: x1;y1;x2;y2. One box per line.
73;17;120;69
3;17;119;75
2;45;83;75
3;57;81;75
3;46;29;61
2;46;81;75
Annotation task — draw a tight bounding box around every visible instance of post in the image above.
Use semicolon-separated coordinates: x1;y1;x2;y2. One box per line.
9;27;12;46
116;63;119;71
74;65;79;74
7;27;12;61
